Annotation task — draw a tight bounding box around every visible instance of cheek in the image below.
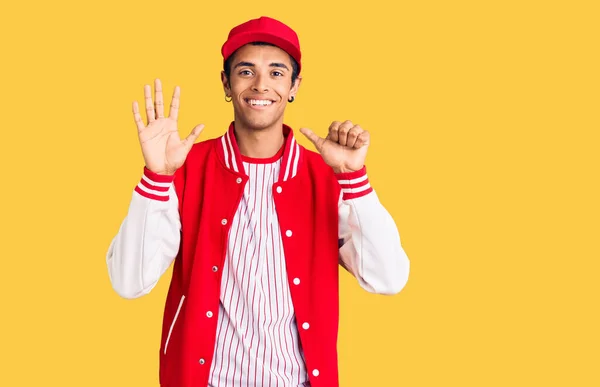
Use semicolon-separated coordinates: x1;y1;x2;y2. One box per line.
229;78;248;94
274;85;290;99
231;84;244;95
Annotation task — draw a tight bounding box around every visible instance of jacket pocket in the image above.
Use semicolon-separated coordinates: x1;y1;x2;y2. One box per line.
164;294;185;355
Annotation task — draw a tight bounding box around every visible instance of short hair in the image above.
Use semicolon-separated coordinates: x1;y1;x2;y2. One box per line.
223;42;299;86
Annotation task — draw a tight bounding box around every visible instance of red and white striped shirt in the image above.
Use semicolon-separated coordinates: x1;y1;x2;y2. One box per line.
209;148;309;387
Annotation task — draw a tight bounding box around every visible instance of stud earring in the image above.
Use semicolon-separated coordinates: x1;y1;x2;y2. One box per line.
225;95;232;102
288;96;295;103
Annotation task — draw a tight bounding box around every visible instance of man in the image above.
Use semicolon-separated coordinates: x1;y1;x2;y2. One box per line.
107;16;410;387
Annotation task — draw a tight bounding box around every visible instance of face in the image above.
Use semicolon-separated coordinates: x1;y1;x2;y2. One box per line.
222;44;301;131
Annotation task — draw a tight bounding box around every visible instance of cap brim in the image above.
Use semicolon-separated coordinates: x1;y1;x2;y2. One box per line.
222;31;301;73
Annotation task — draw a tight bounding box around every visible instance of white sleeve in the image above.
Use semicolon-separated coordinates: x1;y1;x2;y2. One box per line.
337;167;410;295
106;167;181;299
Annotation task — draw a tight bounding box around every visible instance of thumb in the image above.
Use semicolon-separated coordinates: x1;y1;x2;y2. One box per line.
183;124;205;150
299;127;325;152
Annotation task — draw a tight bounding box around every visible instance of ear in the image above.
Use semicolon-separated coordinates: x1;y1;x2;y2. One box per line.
221;71;231;96
290;75;302;98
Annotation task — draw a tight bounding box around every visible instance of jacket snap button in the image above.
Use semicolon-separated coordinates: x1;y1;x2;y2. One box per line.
276;186;282;193
302;322;310;330
206;311;213;318
199;358;205;365
312;369;319;377
236;177;242;184
221;219;228;225
285;230;292;237
212;266;218;272
293;278;300;285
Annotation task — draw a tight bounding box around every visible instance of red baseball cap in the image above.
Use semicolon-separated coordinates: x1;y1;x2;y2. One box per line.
221;16;302;74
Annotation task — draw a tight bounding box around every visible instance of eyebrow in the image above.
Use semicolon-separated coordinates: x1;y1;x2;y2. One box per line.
270;62;290;71
233;61;290;71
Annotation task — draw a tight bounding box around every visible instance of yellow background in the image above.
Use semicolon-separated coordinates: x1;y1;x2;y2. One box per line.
1;0;598;385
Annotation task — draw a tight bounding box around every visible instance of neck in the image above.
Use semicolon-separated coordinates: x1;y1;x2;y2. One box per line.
233;118;285;159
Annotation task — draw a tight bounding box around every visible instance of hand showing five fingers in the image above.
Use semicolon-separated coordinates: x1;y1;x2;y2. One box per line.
300;120;370;173
132;78;204;175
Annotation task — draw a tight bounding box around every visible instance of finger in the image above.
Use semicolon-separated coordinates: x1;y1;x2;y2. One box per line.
328;121;341;142
299;127;326;152
183;124;205;151
354;130;370;148
144;84;155;124
346;125;363;148
337;120;353;146
169;86;180;121
132;101;145;132
155;78;165;118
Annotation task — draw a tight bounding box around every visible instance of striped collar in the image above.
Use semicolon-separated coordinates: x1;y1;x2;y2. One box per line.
216;122;302;182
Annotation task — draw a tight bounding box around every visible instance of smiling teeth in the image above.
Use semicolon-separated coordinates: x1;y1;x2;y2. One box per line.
249;99;272;106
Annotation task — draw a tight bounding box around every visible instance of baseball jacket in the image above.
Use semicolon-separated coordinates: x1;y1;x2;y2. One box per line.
106;123;410;386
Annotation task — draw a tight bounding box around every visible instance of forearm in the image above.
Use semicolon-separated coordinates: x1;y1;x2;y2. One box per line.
337;168;410;295
106;168;181;299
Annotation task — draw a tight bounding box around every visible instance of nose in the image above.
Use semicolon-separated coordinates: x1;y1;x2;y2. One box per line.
251;73;269;93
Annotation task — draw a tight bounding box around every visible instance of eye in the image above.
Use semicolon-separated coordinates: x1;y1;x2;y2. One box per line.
272;71;283;77
239;70;253;76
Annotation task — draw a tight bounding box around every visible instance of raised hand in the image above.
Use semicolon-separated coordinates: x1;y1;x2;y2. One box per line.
132;78;204;175
300;120;370;173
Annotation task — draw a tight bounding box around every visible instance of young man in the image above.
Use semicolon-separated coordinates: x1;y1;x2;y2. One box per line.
107;16;410;387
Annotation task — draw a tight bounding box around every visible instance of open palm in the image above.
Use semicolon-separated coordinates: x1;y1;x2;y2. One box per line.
132;79;204;175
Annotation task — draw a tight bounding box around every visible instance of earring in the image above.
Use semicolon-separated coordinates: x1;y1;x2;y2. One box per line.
225;95;232;102
288;96;295;103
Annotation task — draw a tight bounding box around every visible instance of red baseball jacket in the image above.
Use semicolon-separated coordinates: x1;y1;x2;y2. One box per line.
107;123;410;386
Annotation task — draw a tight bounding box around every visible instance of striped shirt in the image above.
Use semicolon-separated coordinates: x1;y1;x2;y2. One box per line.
208;147;310;387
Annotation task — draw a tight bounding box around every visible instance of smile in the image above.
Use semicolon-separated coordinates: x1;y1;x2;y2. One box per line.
244;98;274;109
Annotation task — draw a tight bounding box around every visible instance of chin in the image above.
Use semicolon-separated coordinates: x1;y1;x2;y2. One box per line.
233;103;283;131
242;114;280;131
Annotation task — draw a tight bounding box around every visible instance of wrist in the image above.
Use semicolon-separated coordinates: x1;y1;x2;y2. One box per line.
335;166;373;200
134;167;175;202
332;165;362;174
146;167;175;176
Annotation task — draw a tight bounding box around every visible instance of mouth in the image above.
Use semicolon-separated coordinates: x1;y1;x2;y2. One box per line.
244;98;275;110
